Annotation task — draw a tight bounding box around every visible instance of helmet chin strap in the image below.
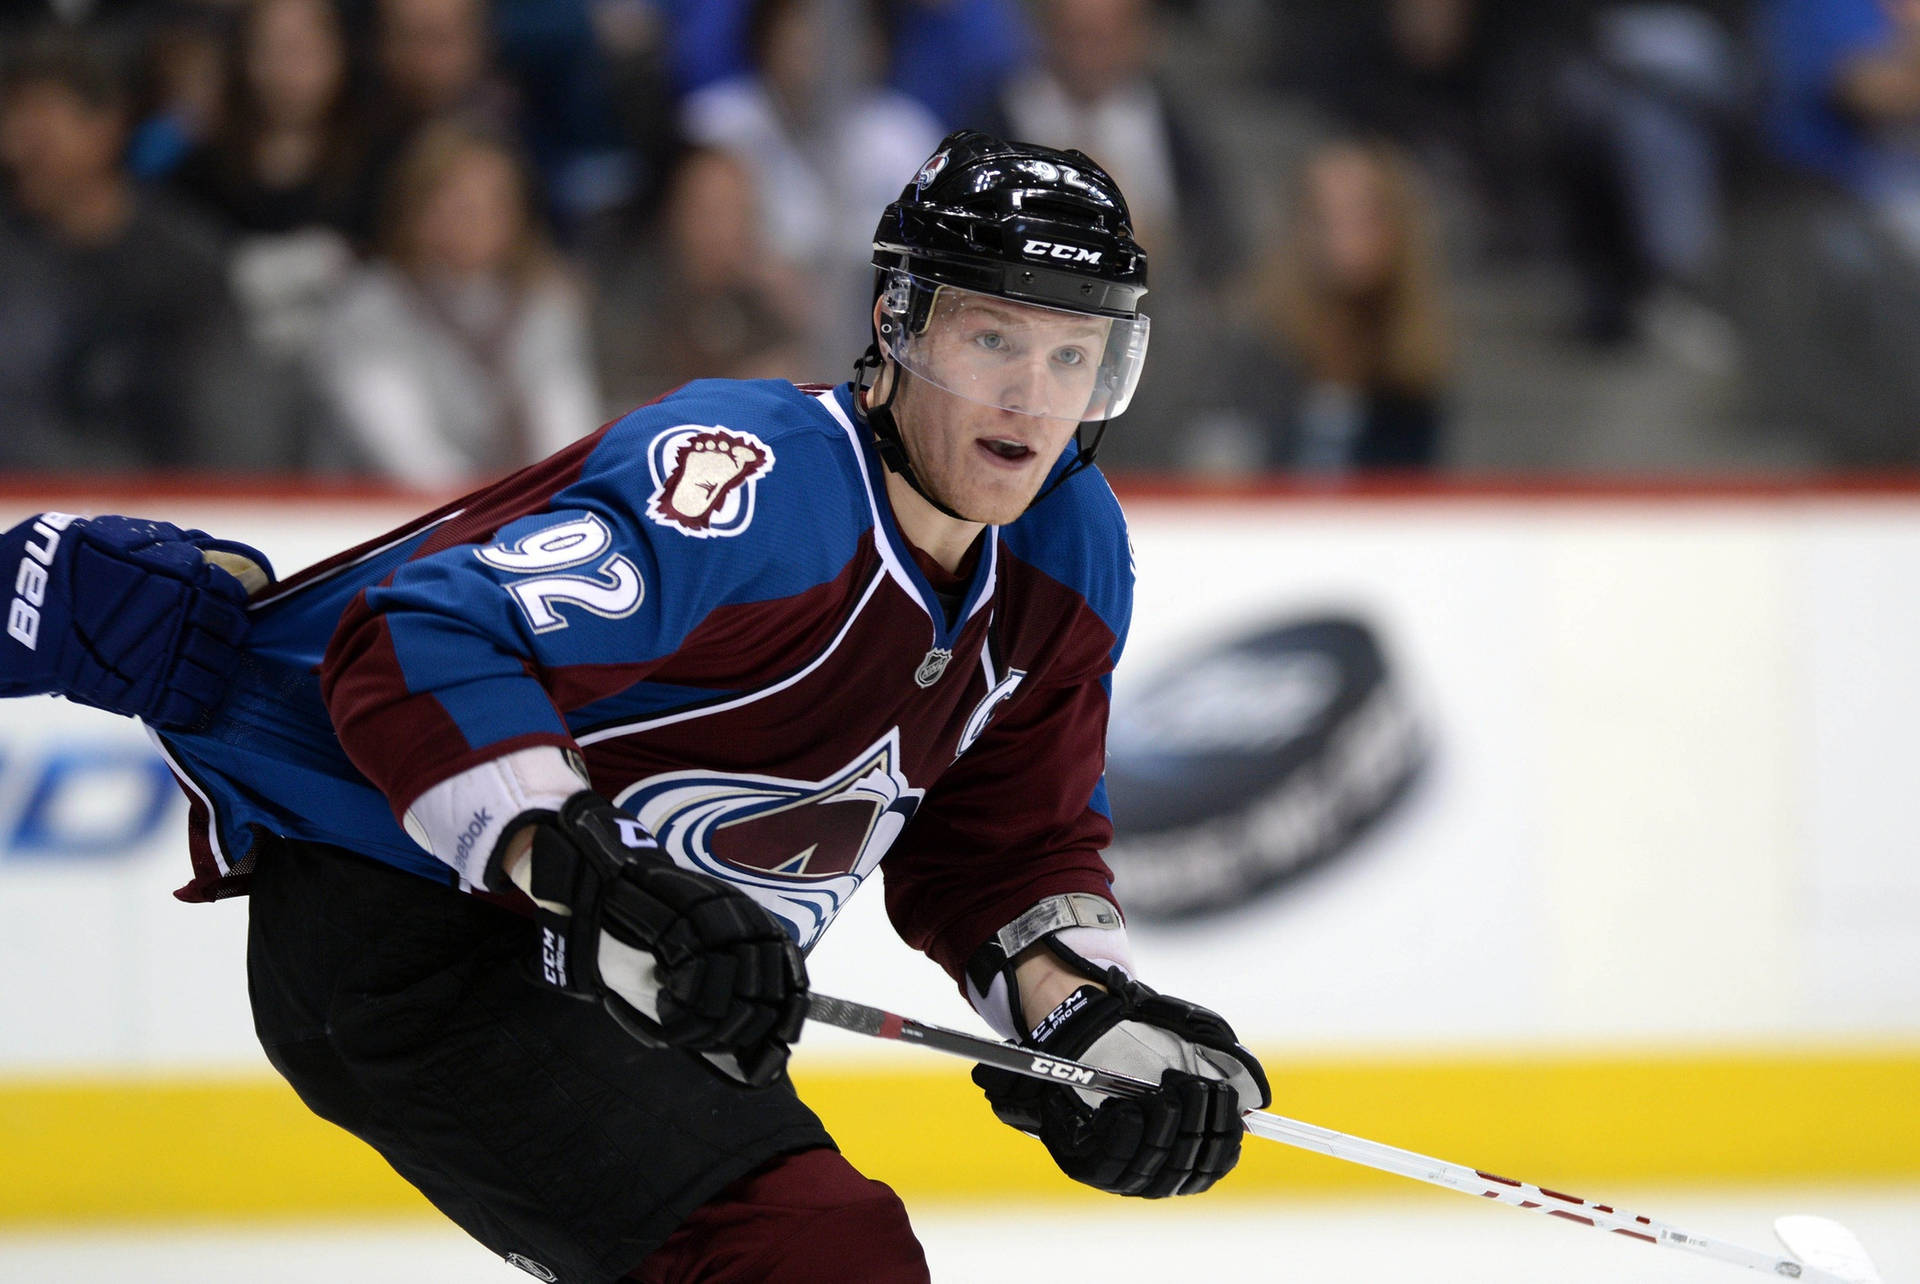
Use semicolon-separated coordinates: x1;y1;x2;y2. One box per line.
852;343;1111;521
1032;420;1107;507
853;343;974;523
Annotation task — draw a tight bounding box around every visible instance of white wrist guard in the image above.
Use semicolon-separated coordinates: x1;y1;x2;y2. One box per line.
401;745;589;889
963;892;1134;1041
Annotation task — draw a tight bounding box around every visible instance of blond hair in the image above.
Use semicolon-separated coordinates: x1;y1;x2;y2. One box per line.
378;120;549;287
1257;138;1449;395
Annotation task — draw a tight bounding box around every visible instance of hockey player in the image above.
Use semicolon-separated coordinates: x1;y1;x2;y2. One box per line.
0;131;1268;1281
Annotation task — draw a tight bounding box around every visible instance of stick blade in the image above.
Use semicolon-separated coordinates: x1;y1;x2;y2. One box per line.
1775;1215;1884;1284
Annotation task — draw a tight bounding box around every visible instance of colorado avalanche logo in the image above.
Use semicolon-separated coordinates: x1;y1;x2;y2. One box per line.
613;730;923;947
913;149;949;192
645;425;773;538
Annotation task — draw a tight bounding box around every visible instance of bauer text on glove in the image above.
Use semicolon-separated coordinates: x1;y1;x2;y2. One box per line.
1;512;272;730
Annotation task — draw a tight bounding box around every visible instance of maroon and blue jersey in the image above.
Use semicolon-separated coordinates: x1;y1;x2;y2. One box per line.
158;379;1132;980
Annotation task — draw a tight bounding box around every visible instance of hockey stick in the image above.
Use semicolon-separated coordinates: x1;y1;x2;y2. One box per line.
806;993;1884;1284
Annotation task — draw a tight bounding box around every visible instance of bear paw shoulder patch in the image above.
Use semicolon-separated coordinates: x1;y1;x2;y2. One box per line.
646;425;774;538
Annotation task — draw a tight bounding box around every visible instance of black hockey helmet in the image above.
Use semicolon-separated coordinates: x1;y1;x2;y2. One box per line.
873;129;1148;320
857;129;1151;517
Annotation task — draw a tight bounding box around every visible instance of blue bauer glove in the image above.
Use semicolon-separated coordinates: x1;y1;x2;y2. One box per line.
1;512;272;730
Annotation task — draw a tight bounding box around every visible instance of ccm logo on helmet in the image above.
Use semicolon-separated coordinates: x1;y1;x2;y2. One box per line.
1022;239;1103;266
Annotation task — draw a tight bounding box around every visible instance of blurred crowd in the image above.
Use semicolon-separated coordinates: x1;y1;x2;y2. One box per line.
3;0;1920;485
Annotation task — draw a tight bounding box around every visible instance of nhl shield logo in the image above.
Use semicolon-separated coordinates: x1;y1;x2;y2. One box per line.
646;425;774;538
914;648;952;687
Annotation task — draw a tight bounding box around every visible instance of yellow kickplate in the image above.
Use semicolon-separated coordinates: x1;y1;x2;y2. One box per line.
3;1047;1916;1223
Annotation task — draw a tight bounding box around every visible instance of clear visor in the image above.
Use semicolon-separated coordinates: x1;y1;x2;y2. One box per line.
877;271;1150;423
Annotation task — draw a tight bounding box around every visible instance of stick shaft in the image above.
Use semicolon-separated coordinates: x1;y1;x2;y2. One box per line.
806;993;1161;1100
805;992;1842;1284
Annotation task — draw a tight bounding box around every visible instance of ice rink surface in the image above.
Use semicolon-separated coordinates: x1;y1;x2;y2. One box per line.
2;1187;1913;1283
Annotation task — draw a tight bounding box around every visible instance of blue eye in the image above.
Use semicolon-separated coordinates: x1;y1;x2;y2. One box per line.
1053;347;1087;367
976;331;1007;351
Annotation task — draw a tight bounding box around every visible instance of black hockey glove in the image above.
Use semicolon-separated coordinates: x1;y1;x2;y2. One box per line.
973;972;1270;1198
523;792;808;1088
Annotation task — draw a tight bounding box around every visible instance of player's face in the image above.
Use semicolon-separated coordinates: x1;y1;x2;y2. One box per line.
889;297;1102;524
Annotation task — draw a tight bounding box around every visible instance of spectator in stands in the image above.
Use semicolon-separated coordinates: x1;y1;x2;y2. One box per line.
490;0;669;234
1760;0;1920;256
126;4;231;179
376;0;505;124
662;0;1031;127
174;0;361;238
592;144;813;409
1728;0;1920;464
350;0;520;243
981;0;1242;473
585;0;680;206
1246;137;1451;472
986;0;1233;266
1269;0;1569;258
1274;0;1526;166
1553;3;1743;350
0;35;276;472
313;123;599;486
881;0;1032;127
678;0;943;378
168;0;368;465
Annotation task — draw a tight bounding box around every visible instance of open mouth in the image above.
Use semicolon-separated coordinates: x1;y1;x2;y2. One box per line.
979;438;1034;462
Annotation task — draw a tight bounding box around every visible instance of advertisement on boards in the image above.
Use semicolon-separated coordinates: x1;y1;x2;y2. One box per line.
1;494;1918;1077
